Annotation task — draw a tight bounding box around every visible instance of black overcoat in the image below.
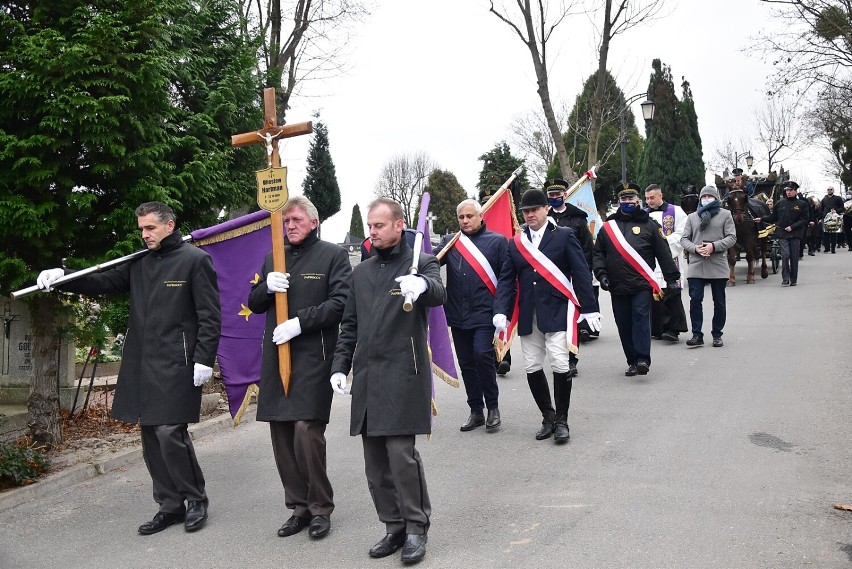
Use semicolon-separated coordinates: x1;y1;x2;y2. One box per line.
247;231;351;423
331;238;446;437
61;231;220;425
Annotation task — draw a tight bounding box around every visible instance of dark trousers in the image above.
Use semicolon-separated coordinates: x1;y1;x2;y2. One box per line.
269;420;334;518
362;434;431;535
141;424;206;514
823;231;838;253
808;226;822;253
845;217;852;250
650;286;688;337
687;278;727;339
779;237;800;283
611;291;652;366
451;326;499;412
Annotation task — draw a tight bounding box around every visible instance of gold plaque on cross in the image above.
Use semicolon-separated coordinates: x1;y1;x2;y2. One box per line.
256;166;289;212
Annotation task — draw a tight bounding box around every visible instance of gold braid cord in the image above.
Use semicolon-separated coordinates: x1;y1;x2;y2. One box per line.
233;383;259;427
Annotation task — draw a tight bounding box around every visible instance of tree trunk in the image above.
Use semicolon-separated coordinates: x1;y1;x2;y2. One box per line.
27;296;62;449
531;50;577;183
587;0;614;173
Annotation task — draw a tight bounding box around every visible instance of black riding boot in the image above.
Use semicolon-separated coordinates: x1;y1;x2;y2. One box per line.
553;372;572;443
527;370;555;440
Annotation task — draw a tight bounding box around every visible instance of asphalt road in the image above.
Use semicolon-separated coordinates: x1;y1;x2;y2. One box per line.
2;251;852;569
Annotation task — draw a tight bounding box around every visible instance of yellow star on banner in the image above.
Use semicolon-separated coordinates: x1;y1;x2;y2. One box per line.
251;273;261;285
238;304;252;321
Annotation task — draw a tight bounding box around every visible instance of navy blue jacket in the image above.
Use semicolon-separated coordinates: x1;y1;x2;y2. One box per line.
495;220;598;336
439;223;512;329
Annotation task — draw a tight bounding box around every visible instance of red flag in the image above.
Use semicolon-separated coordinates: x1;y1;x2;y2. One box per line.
481;188;520;360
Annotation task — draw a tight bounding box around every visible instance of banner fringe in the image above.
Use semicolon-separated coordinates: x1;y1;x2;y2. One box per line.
432;363;459;388
192;218;272;248
232;383;259;427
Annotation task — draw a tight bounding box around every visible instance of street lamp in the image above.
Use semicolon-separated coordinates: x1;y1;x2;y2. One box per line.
620;93;655;183
733;150;754;171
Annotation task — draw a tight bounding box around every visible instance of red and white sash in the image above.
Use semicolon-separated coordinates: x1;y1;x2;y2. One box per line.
601;220;662;298
513;231;581;354
455;234;498;296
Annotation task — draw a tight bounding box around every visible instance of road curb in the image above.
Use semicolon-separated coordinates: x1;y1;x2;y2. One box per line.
0;406;256;513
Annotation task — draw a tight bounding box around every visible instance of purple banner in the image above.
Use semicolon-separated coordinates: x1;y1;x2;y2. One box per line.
191;210;273;418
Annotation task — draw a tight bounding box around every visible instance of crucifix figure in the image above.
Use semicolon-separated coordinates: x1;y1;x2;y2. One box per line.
425;211;437;239
231;88;313;395
1;303;21;376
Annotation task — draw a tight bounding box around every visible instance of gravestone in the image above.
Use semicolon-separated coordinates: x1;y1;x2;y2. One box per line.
0;296;76;407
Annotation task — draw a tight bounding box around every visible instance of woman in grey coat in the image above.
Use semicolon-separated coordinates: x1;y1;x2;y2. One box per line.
680;186;737;348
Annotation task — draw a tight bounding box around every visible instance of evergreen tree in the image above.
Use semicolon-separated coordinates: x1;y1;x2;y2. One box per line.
562;70;643;210
302;120;341;223
348;203;365;239
424;170;469;236
0;0;261;447
637;60;705;203
477;142;529;214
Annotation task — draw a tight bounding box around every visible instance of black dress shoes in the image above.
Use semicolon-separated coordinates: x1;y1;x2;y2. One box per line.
578;328;591;343
184;501;208;532
636;361;650;375
369;532;406;558
460;412;485;432
686;334;704;347
661;331;679;342
624;364;638;377
485;408;501;431
496;360;511;375
401;533;428;564
308;515;331;538
138;510;185;535
277;514;311;537
566;362;578;378
712;337;724;347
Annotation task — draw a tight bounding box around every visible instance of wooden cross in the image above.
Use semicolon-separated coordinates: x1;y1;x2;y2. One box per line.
231;87;313;396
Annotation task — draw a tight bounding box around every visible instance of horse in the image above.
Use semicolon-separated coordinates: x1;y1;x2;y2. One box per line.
723;188;770;285
680;185;699;215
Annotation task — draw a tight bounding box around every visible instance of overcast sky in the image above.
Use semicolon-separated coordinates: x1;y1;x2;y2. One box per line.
274;0;835;243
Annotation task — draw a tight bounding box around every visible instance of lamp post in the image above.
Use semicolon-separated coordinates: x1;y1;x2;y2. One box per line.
620;93;655;183
733;150;754;171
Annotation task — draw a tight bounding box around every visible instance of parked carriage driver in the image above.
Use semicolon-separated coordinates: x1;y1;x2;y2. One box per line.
247;196;352;540
37;201;220;535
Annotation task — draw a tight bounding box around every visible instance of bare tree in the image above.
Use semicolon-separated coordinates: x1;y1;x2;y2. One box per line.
753;94;805;173
374;152;438;227
756;0;852;95
710;137;756;175
489;0;584;182
238;0;370;118
586;1;667;170
508;104;569;185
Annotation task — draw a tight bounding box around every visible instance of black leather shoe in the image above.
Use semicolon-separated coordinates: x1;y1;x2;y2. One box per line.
661;331;679;342
184;501;208;532
308;515;331;538
566;362;578;378
497;360;511;375
624;365;637;377
277;514;310;537
369;532;406;558
401;533;428;564
636;361;650;375
535;412;556;440
712;337;724;347
485;408;501;431
578;328;591;343
138;510;185;535
554;417;570;444
460;412;485;432
686;334;704;347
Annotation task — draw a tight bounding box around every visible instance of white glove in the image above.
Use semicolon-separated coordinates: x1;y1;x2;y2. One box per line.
266;271;290;293
272;317;301;345
577;312;603;333
193;363;213;387
395;274;428;302
36;268;64;291
330;372;350;395
492;314;508;335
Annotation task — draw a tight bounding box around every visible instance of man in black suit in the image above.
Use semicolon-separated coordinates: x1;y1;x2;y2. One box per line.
494;189;600;444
